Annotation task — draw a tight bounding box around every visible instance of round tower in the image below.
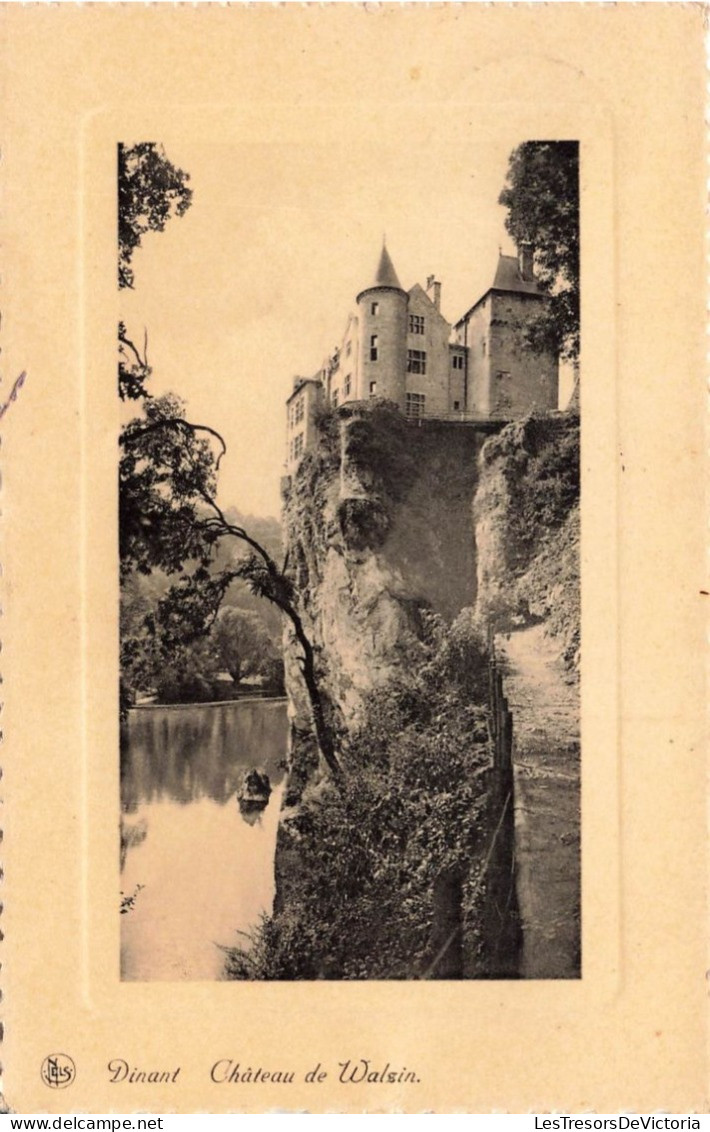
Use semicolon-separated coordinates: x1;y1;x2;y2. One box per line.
356;243;408;409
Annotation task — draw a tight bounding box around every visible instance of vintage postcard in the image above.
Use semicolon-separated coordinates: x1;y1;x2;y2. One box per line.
1;3;706;1114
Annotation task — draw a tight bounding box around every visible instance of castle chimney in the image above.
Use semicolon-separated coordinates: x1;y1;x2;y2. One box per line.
519;244;534;282
426;274;441;310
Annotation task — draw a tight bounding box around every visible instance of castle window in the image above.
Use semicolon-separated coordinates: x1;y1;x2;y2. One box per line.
293;433;304;459
482;338;487;356
370;335;379;361
371;301;379;316
407;349;426;375
409;314;425;335
346;341;352;357
452;354;464;370
405;392;426;419
453;400;460;411
344;374;352;397
294;397;305;424
332;390;339;408
369;381;377;397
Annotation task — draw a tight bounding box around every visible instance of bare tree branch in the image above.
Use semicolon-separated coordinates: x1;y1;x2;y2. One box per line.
191;483;343;780
118;326;149;370
121;417;228;470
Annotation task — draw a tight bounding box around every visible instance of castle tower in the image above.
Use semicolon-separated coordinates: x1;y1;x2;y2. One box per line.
453;250;558;417
355;242;408;408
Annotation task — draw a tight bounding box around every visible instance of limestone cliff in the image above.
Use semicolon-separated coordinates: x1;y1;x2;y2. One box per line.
472;414;581;978
474;413;580;670
281;402;489;749
248;403;579;981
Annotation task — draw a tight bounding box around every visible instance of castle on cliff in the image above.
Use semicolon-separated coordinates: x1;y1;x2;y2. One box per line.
285;242;559;471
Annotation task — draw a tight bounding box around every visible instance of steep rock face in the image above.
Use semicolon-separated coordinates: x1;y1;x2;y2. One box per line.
281;403;487;743
474;413;580;669
263;405;579;980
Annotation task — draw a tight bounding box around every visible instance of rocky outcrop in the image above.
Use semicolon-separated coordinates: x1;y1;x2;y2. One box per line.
281;402;488;754
238;767;271;808
474;412;580;670
261;403;579;981
474;413;581;979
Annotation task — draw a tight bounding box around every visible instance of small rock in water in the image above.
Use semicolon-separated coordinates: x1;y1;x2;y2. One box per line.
238;767;272;811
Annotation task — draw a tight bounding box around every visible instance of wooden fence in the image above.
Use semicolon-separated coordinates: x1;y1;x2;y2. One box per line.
425;628;520;979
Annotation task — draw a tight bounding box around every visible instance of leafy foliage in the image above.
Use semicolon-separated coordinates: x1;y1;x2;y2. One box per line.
499;141;579;361
119;393;234;708
119;393;222;580
118;142;192;290
118;392;333;772
342;400;419;504
475;415;580;664
224;613;493;980
116;144;335;772
210;510;284;641
152;636;222;704
506;419;580;567
481;415;579;573
259;655;286;695
213;607;273;685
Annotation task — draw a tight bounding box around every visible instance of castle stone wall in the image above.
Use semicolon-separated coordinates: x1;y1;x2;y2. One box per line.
488;292;558;416
405;285;451;416
460;299;492;414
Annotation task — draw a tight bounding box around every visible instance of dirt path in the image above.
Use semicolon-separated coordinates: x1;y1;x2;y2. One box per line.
496;624;581;979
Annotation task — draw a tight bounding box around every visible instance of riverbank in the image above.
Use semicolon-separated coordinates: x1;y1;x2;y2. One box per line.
226;613;515;980
121;698;289;980
131;694;288;711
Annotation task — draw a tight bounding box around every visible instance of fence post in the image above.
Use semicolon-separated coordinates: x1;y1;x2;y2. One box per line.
480;629;521;977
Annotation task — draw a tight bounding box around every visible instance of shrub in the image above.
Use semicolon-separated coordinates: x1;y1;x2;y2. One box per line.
260;656;286;695
224;613;493;980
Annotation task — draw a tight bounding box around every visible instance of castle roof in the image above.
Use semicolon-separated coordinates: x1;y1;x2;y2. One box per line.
286;376;322;404
492;253;541;295
454;252;544;328
359;242;404;295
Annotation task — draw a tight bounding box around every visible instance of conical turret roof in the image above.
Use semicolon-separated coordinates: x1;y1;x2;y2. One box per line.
357;242;405;301
372;242;402;289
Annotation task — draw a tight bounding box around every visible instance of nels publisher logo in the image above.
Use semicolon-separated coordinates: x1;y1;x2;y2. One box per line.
41;1054;76;1089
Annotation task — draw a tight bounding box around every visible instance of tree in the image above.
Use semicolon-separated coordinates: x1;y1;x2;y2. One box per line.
153;636;221;705
119;392;235;709
118;143;191;399
213;607;272;686
119;321;152;402
117;143;341;779
118;142;192;290
498;141;579;362
119;394;342;780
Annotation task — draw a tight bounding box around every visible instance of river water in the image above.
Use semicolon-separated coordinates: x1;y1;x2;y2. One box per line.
120;698;288;981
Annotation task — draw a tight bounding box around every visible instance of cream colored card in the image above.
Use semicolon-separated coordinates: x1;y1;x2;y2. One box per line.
1;3;706;1114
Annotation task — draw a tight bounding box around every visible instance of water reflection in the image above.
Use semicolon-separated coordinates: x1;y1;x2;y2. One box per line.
121;699;287;810
120;699;288;981
238;806;265;828
120;817;147;870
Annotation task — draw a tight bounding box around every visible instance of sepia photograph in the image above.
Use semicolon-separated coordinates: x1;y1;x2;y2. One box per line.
2;2;706;1112
117;135;580;983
